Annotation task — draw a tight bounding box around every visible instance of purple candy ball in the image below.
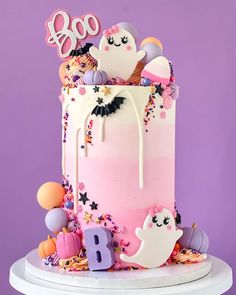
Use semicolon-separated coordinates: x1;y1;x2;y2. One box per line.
45;208;68;233
65;201;74;209
141;43;163;65
141;77;151;86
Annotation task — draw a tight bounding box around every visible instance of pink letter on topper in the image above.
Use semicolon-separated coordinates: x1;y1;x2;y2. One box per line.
45;10;101;59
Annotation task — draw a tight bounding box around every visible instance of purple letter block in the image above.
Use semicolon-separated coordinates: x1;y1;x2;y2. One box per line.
84;227;115;271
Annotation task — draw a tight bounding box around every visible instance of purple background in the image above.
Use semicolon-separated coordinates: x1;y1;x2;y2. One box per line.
1;0;235;294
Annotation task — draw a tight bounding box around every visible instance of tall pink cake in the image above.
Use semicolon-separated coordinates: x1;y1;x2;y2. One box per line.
36;11;209;272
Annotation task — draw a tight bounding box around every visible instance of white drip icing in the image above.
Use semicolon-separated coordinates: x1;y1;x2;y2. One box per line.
99;117;106;142
126;92;145;189
62;104;69;176
62;86;150;213
73;128;80;213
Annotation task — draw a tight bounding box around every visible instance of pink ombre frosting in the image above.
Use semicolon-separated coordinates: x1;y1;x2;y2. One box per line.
61;85;176;267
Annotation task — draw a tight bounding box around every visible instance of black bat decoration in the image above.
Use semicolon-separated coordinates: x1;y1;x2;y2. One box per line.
69;43;93;56
91;96;126;117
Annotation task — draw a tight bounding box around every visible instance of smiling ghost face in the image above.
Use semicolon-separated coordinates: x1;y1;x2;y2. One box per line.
99;29;136;53
95;28;145;80
149;208;176;232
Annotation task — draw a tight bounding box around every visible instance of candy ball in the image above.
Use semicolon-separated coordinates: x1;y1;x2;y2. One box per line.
117;22;138;39
37;182;65;210
45;208;68;233
140;37;163;65
141;77;151;86
178;223;209;254
65;201;74;210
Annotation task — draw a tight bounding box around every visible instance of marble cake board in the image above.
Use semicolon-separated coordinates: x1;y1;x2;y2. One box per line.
23;249;211;289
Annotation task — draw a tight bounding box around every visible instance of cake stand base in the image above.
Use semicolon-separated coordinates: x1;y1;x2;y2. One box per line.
9;249;233;295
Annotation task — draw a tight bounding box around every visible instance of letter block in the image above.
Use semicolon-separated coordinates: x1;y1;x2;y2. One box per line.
84;227;115;271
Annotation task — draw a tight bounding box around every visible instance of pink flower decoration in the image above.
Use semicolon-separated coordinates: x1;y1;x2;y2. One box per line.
77;205;83;213
163;96;173;109
162;87;172;98
78;182;85;191
113;261;122;270
79;87;86;95
160;111;166;119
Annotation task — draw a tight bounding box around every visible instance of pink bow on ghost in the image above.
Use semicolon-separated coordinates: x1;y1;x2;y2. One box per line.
149;206;177;218
103;25;119;38
149;206;163;217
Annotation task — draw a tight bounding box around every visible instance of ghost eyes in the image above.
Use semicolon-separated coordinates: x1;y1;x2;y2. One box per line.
163;217;170;225
152;215;170;226
121;36;128;44
152;216;158;223
107;37;114;45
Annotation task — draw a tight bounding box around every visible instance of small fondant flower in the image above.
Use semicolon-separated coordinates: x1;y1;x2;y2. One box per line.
160;111;166;119
162;87;172;98
79;87;86;95
78;182;85;191
163;96;173;109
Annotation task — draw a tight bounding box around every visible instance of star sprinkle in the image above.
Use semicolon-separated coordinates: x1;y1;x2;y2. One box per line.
155;83;164;96
101;86;111;96
83;211;93;224
89;201;98;210
96;97;103;105
79;192;90;205
93;85;100;93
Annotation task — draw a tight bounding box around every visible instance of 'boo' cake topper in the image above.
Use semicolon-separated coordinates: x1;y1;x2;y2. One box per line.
45;10;101;59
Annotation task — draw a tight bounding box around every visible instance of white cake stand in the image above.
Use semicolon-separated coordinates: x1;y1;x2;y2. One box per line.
9;249;233;295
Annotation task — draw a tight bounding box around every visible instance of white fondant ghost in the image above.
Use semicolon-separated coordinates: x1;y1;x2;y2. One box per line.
89;25;145;81
120;208;183;268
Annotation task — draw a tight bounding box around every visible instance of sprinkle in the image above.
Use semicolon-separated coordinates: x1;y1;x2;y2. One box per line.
101;86;111;96
83;211;93;224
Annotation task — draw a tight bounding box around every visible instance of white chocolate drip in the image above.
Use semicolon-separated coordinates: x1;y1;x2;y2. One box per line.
99;117;106;142
62;86;150;213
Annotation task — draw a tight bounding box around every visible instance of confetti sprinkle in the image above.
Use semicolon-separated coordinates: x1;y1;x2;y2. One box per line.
59;252;89;271
83;211;93;224
101;86;111;96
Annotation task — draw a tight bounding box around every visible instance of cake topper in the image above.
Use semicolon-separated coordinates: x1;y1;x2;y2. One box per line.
89;22;145;81
120;207;183;268
45;10;101;59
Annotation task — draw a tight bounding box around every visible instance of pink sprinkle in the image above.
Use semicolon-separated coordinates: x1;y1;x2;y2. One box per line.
167;225;172;231
77;205;83;212
78;182;85;191
160;111;166;119
104;46;109;51
148;222;153;228
79;87;86;95
126;45;132;51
